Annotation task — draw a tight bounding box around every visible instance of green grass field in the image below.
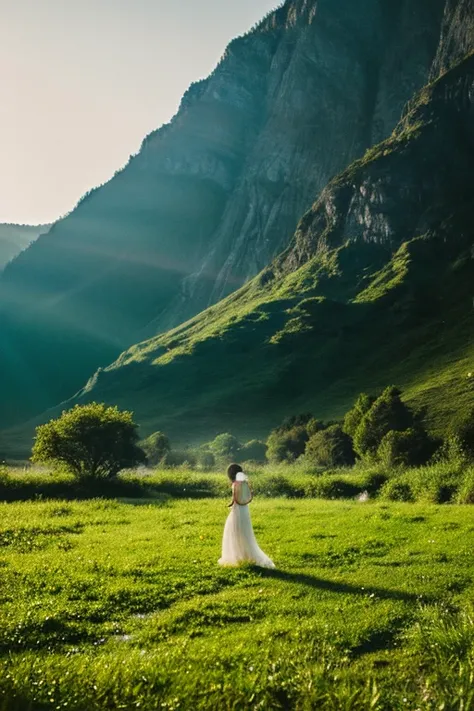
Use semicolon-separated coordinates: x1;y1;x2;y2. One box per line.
1;496;474;710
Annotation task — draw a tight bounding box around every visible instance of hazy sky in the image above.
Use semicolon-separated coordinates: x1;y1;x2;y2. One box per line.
1;0;278;225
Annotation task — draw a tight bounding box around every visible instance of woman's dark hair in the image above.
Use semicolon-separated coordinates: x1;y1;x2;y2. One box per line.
227;463;243;482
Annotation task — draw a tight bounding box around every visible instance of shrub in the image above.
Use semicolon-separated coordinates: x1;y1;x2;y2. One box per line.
410;463;460;503
161;450;197;469
305;425;355;468
343;393;376;438
266;427;308;463
380;478;414;502
31;403;145;480
304;475;361;499
306;419;327;437
360;469;389;495
208;434;242;463
353;386;416;459
240;439;268;464
196;449;216;471
456;467;474;504
377;428;434;468
140;431;171;466
450;408;474;460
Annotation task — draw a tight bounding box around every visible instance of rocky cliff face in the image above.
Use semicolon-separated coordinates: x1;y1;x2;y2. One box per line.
0;0;448;428
59;48;473;450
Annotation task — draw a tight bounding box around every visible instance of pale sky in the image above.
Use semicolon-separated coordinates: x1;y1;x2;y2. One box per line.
0;0;278;225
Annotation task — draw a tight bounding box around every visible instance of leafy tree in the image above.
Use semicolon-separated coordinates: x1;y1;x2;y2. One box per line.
305;425;355;468
343;393;376;437
31;403;145;480
197;449;216;471
377;428;434;468
306;419;328;437
161;449;197;468
209;433;242;462
240;439;267;463
266;426;308;463
141;431;171;466
276;413;313;434
450;408;474;460
353;386;414;459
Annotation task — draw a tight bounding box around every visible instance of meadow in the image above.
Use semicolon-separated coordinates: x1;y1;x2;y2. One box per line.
1;487;474;710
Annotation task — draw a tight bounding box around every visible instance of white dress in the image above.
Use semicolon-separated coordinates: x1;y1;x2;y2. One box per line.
218;472;275;568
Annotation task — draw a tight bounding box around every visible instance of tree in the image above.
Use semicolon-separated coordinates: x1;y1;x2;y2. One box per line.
266;426;308;463
377;428;434;468
450;408;474;460
209;433;242;462
141;431;171;466
306;419;328;438
343;393;376;437
353;386;414;459
32;403;146;479
305;425;355;468
240;439;267;463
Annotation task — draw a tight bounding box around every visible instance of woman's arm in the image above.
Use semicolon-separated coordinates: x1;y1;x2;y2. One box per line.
227;482;235;507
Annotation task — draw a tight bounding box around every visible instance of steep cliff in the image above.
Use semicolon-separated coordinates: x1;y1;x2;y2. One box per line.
55;48;474;449
0;0;446;427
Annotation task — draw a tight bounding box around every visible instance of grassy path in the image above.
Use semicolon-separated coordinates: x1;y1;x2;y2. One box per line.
0;498;473;709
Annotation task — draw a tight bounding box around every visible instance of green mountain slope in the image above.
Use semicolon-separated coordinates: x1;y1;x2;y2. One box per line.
58;53;474;446
0;224;50;270
0;0;446;428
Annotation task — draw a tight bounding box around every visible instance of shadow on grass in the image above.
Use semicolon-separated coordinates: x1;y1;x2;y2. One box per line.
254;567;425;603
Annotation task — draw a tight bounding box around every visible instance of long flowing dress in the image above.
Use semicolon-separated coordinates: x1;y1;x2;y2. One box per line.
218;472;275;568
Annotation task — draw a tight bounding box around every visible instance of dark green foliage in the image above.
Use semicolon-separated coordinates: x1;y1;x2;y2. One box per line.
31;404;145;480
343;393;376;437
240;439;268;463
377;428;435;468
306;419;328;437
353;387;415;459
208;434;242;463
161;450;197;469
140;432;171;466
276;413;313;434
195;448;216;471
305;425;355;468
381;479;415;502
450;407;474;460
266;427;309;463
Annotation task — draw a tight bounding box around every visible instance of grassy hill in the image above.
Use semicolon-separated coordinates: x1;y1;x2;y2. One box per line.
1;496;473;709
57;53;474;448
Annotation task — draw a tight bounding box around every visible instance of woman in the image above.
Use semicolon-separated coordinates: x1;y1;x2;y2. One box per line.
218;463;275;568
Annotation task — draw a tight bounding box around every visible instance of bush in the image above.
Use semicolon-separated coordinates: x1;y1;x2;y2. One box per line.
353;386;416;460
450;408;474;460
304;475;361;499
380;478;414;502
161;450;197;469
240;440;267;464
377;428;434;468
456;467;474;504
140;432;171;466
266;427;308;463
343;393;375;438
31;403;145;480
195;449;216;471
208;434;242;463
305;425;355;468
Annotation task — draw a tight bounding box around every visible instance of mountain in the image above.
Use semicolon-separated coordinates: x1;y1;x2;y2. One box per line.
6;31;474;458
0;0;447;428
0;224;50;270
62;33;474;446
